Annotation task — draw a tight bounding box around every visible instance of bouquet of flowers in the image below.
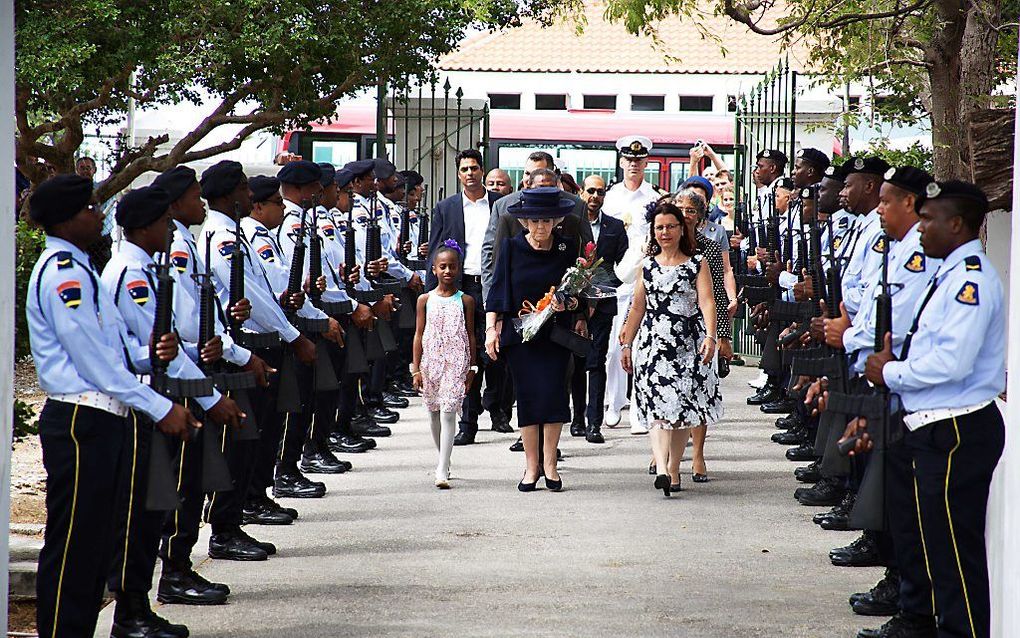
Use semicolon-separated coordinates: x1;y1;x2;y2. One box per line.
515;242;606;342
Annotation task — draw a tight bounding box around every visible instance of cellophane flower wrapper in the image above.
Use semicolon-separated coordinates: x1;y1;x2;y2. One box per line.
514;242;605;343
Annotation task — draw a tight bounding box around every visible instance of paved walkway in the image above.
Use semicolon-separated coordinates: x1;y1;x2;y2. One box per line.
96;365;879;637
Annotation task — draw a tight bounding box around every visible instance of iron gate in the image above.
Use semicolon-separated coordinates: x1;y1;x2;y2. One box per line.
387;77;490;211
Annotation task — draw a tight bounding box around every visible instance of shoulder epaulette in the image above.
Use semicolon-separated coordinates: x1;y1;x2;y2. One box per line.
964;255;982;271
55;251;73;269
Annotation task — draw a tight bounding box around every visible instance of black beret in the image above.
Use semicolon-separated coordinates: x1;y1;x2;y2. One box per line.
335;169;355;190
152;165;197;202
796;148;830;171
30;175;93;226
843;156;891;177
399;170;424;189
343;159;375;179
316;163;336;188
883;166;934;198
925;180;989;214
249;176;281;204
823;163;849;183
277;160;322;186
116;186;172;229
200;161;245;200
757;149;789;166
373;158;396;180
775;177;795;191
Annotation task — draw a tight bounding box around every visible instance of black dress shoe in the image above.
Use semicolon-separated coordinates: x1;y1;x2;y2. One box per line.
509;438;524;452
234;527;276;555
772;427;808;445
585;425;605;444
795;477;845;506
795;460;822;483
518;477;537;492
691;473;708;483
831;531;883;567
352;422;391;438
368;406;399;424
241;500;293;526
300;449;349;474
856;612;937;638
785;443;816;462
747;383;778;405
569;421;586;437
262;496;298;520
819;496;856;531
382;392;410;409
274;472;326;499
112;591;189;638
775;414;802;430
648;462;656;475
850;569;900;615
813;492;855;525
490;411;514;433
330;434;373;453
761;398;797;413
157;568;228;605
454;431;476;446
545;476;563;492
387;382;418;398
208;532;269;561
654;474;671;497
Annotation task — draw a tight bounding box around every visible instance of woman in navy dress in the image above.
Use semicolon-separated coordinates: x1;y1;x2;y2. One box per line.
485;187;579;492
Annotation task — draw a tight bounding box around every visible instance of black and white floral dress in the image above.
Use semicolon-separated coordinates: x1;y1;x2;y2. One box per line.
633;255;723;429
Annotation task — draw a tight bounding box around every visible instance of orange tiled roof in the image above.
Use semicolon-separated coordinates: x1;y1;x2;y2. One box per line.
440;2;811;75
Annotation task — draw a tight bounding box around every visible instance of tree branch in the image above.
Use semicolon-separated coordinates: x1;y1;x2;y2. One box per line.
860;58;933;73
724;0;931;35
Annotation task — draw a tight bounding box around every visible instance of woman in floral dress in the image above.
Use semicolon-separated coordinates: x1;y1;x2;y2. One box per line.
620;202;723;497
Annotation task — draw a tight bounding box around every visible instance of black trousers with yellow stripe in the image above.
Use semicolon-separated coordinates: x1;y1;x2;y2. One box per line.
108;411;167;594
277;361;313;472
159;401;206;570
36;400;125;638
906;403;1004;638
207;389;258;534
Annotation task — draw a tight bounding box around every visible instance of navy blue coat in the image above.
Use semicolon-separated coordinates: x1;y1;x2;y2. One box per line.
425;190;503;290
591;213;628;316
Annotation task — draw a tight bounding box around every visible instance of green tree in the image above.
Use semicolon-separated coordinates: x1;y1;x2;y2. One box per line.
563;0;1018;179
16;0;516;200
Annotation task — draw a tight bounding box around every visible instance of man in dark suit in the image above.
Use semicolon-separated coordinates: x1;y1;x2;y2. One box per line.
426;149;507;444
569;175;627;443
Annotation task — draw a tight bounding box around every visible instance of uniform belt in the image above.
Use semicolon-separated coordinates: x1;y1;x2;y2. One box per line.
293;316;330;334
903;400;993;432
236;331;281;350
49;391;129;417
462;274;482;285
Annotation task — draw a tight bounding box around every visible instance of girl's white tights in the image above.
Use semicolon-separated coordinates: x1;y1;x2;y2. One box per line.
429;411;457;481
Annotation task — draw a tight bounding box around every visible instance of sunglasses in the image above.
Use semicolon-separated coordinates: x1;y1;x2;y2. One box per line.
585;188;607;196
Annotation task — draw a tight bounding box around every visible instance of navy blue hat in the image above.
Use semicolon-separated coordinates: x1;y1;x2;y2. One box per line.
925;180;989;214
249;176;281;203
343;159;375;179
152;165;197;202
30;174;93;225
116;186;172;229
681;176;714;201
796;148;830;172
757;149;789;167
200;161;245;200
277;160;322;186
373;158;396;180
508;186;574;219
844;156;891;177
883;166;934;198
335;168;355;190
316;163;336;188
399;170;424;189
823;163;849;183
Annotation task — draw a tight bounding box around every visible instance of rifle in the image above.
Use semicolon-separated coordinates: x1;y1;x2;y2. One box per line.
730;198;746;277
417;185;431;255
308;197;322;309
399;186;427;271
285;199;309;318
227;202;245;342
365;193;403;295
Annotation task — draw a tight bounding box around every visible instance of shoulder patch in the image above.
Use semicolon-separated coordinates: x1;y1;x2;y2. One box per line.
55;251;73;269
256;244;276;262
903;251;926;273
218;241;237;260
964;255;982;271
838;217;849;228
170;250;189;273
126;279;150;305
57;280;82;308
322;224;336;239
833;236;843;250
956;281;979;306
872;236;886;253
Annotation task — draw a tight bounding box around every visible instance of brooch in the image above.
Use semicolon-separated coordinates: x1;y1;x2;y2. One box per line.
558;243;566;252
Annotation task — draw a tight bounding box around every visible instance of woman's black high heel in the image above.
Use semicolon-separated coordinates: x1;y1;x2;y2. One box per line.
545;476;563;492
518;476;538;492
653;474;671;497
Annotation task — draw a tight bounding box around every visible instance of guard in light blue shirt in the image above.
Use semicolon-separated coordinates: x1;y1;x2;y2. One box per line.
26;175;196;638
863;180;1004;638
838;157;891;318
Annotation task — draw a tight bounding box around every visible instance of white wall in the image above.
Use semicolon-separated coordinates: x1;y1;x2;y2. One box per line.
1;1;15;633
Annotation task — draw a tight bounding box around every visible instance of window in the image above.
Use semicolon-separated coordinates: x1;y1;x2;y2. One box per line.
488;93;521;110
631;95;665;112
727;95;738;112
583;94;617;110
679;95;714;112
535;94;568;110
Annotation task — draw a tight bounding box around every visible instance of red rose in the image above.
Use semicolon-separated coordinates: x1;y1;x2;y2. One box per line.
584;241;596;259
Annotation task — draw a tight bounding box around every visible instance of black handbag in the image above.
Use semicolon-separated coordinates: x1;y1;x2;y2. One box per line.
550;324;593;358
718;354;731;378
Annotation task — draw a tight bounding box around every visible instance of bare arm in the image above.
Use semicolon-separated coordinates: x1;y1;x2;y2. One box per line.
463;294;477;368
619;267;647;345
696;259;718;364
721;250;737;314
411;293;428;389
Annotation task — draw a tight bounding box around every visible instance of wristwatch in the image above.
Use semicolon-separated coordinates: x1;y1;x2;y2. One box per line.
468;365;479;373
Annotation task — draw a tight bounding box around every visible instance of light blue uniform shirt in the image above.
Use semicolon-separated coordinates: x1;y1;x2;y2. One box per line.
265;201;332;321
352;193;413;283
28;237;174;422
883;239;1005;412
841;209;883;318
200;209;300;343
844;223;942;374
101;240;223;412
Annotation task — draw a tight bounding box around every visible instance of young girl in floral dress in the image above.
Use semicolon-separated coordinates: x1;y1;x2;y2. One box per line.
412;241;477;488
